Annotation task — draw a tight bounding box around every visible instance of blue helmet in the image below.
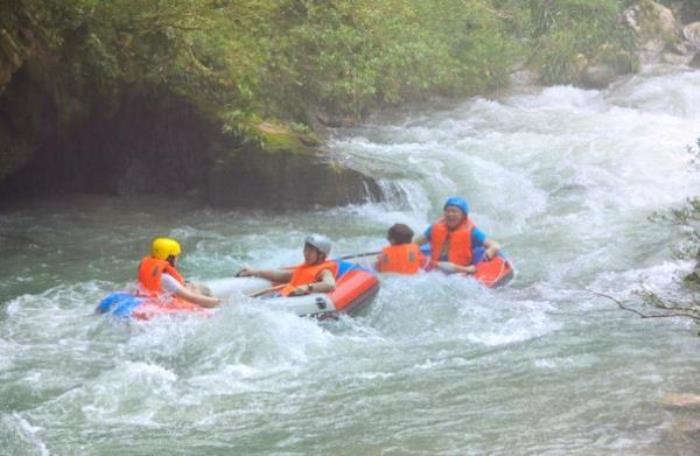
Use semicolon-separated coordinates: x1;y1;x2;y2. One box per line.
443;197;469;215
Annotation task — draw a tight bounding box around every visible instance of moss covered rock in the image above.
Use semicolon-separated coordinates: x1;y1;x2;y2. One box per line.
209;115;383;210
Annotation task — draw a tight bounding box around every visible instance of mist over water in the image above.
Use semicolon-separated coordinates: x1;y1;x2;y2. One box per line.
2;66;700;454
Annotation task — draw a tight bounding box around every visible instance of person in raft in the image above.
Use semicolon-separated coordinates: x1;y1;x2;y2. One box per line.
238;234;337;296
137;237;221;308
412;196;501;275
376;223;428;274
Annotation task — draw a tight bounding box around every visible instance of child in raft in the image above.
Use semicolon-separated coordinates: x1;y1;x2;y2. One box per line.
376;223;429;274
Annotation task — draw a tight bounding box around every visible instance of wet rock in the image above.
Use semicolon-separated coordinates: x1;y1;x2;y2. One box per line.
578;47;638;90
0;76;383;210
623;0;683;63
662;50;693;65
690;51;700;68
314;111;359;129
207;120;383;209
509;68;538;87
677;1;700;24
208;146;382;209
0;67;55;182
581;64;620;89
684;259;700;287
684;22;700;49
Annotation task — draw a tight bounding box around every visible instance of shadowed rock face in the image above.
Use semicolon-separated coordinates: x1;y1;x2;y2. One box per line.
690;52;700;68
0;73;383;209
0;68;55;182
208;148;382;209
0;84;219;198
685;22;700;50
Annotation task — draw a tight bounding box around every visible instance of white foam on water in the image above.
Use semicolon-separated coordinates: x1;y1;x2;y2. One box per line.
0;413;49;456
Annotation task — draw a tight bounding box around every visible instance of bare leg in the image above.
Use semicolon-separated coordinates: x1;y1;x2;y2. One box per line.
186;282;213;297
663;394;700;407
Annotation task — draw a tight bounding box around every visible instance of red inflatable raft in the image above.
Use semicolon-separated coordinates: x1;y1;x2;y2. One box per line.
97;259;379;320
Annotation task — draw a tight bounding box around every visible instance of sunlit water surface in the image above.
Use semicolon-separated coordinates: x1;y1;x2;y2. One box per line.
2;66;700;454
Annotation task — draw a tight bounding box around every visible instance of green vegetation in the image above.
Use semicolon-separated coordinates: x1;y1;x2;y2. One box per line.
636;138;700;321
666;139;700;276
0;0;640;149
527;0;637;85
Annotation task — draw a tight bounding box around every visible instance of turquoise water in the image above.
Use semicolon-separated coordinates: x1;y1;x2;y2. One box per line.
2;66;700;454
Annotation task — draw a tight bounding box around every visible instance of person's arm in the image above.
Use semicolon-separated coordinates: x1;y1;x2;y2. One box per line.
417;251;430;271
288;269;336;295
413;225;431;246
174;286;221;308
163;274;220;308
483;239;501;260
238;267;293;283
315;269;336;292
436;262;476;275
413;233;427;246
472;227;500;261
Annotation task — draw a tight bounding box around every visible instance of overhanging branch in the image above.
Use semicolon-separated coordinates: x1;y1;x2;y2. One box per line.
587;289;700;322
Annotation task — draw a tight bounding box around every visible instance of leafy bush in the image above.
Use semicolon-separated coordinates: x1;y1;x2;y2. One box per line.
1;0;639;140
528;0;636;85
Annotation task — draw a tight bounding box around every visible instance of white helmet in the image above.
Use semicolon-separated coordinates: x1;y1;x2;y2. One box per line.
304;234;332;256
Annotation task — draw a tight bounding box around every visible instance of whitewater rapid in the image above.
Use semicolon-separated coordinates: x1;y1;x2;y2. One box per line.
1;65;700;454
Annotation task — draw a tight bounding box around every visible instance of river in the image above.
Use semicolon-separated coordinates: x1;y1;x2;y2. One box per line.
1;65;700;454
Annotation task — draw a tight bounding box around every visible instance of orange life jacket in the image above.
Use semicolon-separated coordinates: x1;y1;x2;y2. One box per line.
377;244;426;274
430;218;475;266
137;256;185;296
281;261;339;297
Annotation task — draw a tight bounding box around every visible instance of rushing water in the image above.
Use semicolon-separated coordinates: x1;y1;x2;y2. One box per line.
2;65;700;455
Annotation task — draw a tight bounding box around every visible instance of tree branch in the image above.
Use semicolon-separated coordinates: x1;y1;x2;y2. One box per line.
587;288;700;321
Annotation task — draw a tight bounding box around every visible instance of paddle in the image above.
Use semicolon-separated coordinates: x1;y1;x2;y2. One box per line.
235;251;381;277
248;284;286;298
237;251;381;298
336;251;381;261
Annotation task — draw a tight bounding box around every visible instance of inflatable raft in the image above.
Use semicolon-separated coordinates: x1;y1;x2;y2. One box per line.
96;259;379;320
421;245;514;288
95;292;211;320
470;253;514;288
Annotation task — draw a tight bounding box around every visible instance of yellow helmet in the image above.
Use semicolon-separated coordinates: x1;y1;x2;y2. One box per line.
151;237;182;260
